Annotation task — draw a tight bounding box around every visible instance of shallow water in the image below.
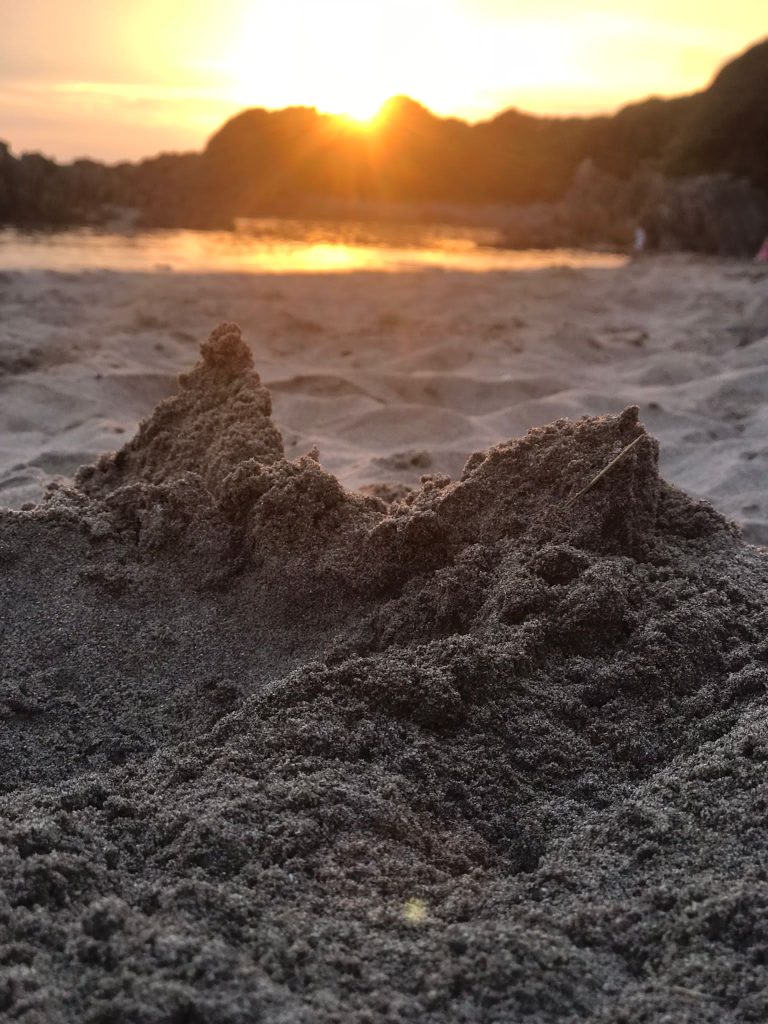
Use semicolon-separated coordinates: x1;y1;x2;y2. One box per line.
0;220;627;274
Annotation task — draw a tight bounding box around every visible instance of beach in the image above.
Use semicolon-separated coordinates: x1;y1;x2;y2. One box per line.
1;253;767;537
3;0;768;1015
3;251;768;1021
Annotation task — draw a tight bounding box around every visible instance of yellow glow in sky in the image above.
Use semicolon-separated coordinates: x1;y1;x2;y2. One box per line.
0;0;765;161
206;0;768;124
221;2;397;122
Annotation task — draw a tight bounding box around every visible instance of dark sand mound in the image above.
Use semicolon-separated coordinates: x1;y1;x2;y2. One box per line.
2;325;768;1022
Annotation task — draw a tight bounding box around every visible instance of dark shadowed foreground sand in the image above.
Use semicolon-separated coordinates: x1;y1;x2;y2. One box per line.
2;324;768;1022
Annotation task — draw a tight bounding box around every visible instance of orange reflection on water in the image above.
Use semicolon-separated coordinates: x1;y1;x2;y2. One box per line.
266;242;373;273
0;225;627;275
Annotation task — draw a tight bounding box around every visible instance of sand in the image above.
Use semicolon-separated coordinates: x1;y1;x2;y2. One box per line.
2;259;768;1020
1;255;767;538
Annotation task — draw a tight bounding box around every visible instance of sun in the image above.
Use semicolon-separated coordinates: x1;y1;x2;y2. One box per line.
221;2;397;127
337;95;385;124
328;97;386;131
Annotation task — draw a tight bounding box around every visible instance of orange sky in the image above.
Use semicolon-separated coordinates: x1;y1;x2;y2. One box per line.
0;0;765;162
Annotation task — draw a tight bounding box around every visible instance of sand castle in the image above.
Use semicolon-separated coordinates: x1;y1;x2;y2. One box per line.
2;325;766;1020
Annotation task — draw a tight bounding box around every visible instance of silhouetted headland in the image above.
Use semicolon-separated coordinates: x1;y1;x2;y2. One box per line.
1;38;767;254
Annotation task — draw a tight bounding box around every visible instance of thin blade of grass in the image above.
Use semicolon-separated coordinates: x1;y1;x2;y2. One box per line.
563;433;645;510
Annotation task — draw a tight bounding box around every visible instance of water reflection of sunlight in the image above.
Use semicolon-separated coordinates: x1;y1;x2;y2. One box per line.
0;225;628;275
262;243;373;273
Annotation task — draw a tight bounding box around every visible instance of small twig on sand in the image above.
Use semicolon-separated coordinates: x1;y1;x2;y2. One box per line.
563;434;644;510
668;985;716;1002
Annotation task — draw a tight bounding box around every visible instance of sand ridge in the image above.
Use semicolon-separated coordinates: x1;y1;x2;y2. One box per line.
1;256;767;544
2;325;768;1020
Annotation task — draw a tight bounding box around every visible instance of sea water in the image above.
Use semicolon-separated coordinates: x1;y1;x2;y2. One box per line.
0;220;627;274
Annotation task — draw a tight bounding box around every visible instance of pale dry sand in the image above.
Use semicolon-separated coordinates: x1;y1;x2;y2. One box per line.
1;255;767;537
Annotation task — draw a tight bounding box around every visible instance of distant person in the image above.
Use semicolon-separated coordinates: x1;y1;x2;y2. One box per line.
633;226;647;254
756;237;768;263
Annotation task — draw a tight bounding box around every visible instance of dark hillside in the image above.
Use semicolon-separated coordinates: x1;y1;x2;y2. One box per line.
0;38;765;231
666;39;768;190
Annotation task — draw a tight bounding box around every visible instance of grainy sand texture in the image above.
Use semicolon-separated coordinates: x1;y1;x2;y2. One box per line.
1;255;767;537
2;258;768;1022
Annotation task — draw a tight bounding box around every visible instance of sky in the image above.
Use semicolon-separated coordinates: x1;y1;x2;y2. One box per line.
0;0;765;163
